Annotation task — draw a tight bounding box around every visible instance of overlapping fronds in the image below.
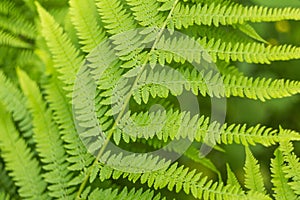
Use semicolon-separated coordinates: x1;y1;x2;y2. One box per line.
279;140;300;195
0;105;48;200
44;75;94;171
0;0;299;199
69;0;106;53
36;2;83;89
17;69;74;199
97;161;270;200
115;110;300;146
270;148;297;200
0;71;33;139
0;30;31;49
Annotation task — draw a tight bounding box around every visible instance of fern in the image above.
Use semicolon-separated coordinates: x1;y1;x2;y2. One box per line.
17;69;74;199
115;110;300;146
0;104;48;199
69;0;106;53
36;3;83;89
244;147;266;193
131;67;300;102
0;71;33;139
172;2;300;28
0;0;299;199
271;148;297;200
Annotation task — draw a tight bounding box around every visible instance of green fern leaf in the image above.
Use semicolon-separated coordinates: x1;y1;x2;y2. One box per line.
36;2;84;89
226;164;242;189
172;2;300;28
279;140;300;195
99;161;271;200
156;34;300;64
0;105;49;200
17;69;74;199
131;67;300;102
0;71;33;139
244;147;266;193
44;75;94;171
0;30;31;49
126;0;166;27
96;0;135;35
271;148;297;200
116;110;300;146
69;0;106;53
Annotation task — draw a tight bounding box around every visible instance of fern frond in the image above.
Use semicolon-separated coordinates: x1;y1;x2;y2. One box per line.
234;23;268;44
270;148;297;200
141;137;222;178
156;34;300;64
0;105;48;200
126;0;166;27
36;2;83;89
69;0;106;53
17;69;74;199
132;67;300;102
44;75;94;171
96;0;135;35
0;30;31;49
88;187;165;200
172;2;300;28
279;140;300;195
0;71;33;139
244;147;266;193
116;110;300;146
226;164;242;189
98;161;271;200
96;0;146;66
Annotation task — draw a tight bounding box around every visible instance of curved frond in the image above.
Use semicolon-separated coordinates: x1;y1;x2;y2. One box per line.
0;105;48;200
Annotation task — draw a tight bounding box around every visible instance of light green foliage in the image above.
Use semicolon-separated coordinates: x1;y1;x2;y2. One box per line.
0;105;48;200
0;0;299;199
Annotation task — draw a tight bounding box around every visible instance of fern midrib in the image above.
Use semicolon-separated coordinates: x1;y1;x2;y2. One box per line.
75;0;180;198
